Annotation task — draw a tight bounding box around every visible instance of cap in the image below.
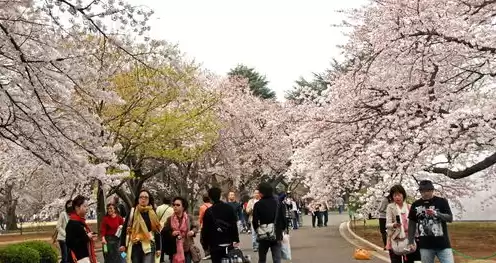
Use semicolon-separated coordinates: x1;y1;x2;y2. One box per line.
418;180;435;191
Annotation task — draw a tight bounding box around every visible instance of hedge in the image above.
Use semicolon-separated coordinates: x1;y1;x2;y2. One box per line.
19;241;58;263
0;244;41;263
0;240;58;263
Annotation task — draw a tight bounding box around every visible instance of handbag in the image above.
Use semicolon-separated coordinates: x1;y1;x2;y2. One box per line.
391;238;410;255
353;248;372;260
256;200;279;242
53;212;68;243
189;242;202;263
51;230;58;244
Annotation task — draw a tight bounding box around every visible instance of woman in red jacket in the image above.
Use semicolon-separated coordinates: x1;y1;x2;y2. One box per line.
101;203;124;263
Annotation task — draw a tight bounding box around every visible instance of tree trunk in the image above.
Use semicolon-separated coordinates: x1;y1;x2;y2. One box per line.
96;180;106;237
3;183;18;231
6;201;18;231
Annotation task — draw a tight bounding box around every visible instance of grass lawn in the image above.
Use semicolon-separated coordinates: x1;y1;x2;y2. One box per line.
351;219;496;263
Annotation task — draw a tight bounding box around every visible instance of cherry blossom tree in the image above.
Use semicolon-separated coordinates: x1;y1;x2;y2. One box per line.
0;0;167;221
139;75;296;209
0;0;153;162
288;0;496;214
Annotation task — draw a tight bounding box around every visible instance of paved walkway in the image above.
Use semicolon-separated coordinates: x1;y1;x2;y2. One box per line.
98;213;385;263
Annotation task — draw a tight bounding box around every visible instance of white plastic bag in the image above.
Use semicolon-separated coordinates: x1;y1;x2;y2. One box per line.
281;233;292;261
115;225;123;238
77;258;90;263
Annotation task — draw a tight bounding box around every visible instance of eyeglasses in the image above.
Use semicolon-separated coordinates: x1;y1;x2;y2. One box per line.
173;203;182;207
139;196;149;199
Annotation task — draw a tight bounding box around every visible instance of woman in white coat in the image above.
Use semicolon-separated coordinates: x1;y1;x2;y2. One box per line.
386;185;420;263
56;200;73;263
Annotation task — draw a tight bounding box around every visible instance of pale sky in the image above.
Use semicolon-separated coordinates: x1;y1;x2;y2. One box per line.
132;0;368;99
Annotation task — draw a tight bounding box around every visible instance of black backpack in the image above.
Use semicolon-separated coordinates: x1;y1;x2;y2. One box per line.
209;206;231;233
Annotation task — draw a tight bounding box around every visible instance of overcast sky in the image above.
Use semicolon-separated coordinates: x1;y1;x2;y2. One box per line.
131;0;368;99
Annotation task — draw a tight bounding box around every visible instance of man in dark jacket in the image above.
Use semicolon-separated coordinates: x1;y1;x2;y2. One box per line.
252;183;287;263
201;187;240;263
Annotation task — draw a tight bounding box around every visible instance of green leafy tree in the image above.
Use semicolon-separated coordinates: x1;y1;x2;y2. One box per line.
228;64;276;99
102;65;220;207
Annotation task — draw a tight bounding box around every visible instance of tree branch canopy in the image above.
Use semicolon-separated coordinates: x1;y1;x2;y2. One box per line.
426;152;496;179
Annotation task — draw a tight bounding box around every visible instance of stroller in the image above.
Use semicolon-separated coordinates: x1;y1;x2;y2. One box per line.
221;247;251;263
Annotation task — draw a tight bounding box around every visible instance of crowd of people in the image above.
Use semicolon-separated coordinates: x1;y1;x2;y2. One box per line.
377;180;455;263
55;182;297;263
52;178;455;263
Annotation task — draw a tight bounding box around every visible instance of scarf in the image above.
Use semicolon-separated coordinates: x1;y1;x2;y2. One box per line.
171;212;189;263
69;214;97;263
395;202;409;239
128;205;161;257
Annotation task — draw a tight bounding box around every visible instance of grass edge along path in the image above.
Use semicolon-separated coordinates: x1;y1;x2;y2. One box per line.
350;219;496;263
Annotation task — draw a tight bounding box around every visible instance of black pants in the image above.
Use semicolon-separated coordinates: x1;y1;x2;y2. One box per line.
312;212;323;227
258;240;281;263
389;247;421;263
379;218;387;247
210;246;231;263
322;210;328;226
103;236;122;263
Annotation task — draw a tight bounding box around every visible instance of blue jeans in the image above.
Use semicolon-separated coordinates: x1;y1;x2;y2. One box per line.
131;243;156;263
251;225;259;250
58;240;68;263
292;211;299;229
237;220;243;233
420;248;454;263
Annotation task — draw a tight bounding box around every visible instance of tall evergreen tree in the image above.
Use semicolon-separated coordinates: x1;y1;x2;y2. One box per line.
228;64;276;99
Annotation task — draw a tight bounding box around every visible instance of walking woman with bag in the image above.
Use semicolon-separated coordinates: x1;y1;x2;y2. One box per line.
101;203;124;263
386;185;420;263
56;200;73;263
162;196;201;263
119;189;162;263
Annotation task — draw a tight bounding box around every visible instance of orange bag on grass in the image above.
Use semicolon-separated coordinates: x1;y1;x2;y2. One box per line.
353;248;372;260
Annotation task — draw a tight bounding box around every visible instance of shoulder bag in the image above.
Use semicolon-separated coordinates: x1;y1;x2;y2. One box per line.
256;200;279;242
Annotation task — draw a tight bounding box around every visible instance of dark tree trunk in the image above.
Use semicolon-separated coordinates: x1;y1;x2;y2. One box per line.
2;184;18;231
6;201;18;231
96;180;105;237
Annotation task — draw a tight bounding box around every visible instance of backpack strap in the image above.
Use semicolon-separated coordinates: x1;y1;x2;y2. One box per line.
159;206;170;222
273;199;280;225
